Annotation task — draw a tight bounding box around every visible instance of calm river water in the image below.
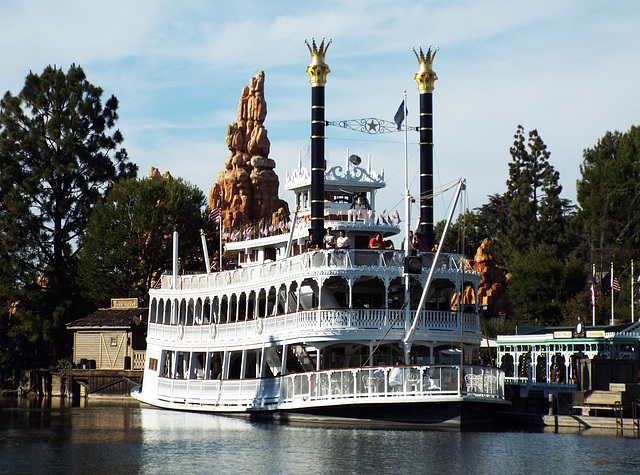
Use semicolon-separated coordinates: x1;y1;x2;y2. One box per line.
1;398;639;474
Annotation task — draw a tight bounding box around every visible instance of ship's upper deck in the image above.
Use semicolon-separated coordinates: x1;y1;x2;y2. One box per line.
157;249;480;294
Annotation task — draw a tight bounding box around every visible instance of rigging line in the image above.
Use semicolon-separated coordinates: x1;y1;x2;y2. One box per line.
361;301;406;368
387;147;420;187
415;180;461;201
325;135;420;146
361;278;424;367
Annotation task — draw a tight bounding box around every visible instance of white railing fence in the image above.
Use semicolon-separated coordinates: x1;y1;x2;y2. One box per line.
154;364;504;408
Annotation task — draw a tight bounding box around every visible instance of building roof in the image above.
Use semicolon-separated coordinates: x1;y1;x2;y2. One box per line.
66;308;148;329
513;322;639;336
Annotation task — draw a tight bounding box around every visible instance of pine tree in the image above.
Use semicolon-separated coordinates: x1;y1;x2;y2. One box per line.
503;126;571;260
0;64;136;364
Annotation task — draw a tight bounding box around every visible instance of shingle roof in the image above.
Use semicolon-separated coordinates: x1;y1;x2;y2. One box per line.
66;308;148;329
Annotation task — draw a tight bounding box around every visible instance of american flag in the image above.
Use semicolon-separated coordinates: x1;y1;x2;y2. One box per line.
612;277;621;292
209;206;221;224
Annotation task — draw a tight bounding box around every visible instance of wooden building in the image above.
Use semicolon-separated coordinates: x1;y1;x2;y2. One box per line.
66;298;148;371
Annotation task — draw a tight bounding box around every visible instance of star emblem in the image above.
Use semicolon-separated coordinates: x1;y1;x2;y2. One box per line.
367;120;378;132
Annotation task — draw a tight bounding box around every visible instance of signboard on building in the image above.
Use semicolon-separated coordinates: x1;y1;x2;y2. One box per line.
586;330;606;338
111;298;138;309
553;331;573;339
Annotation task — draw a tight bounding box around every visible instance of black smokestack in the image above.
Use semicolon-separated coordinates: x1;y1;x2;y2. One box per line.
419;92;434;249
305;38;331;244
413;45;438;250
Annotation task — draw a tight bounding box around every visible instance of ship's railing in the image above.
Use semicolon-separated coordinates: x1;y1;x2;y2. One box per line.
282;365;505;403
154;364;505;408
148;308;480;342
160;250;475;290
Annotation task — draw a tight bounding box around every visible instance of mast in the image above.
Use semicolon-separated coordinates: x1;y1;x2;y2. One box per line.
305;38;331;245
413;45;438;249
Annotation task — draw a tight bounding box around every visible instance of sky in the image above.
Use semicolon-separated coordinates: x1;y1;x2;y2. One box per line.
1;0;639;229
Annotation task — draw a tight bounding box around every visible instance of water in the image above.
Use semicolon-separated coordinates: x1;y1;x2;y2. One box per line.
1;398;640;474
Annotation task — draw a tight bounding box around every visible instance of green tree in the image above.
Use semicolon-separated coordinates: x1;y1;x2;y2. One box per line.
434;209;487;258
503;125;573;259
576;125;640;260
0;64;136;365
498;126;583;324
77;177;210;306
507;245;587;325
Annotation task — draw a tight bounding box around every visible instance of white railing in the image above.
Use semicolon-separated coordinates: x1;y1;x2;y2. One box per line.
282;365;505;402
154;365;505;408
147;308;480;342
160;250;477;291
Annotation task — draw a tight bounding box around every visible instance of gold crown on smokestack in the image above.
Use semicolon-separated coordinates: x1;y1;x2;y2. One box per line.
305;37;332;86
413;45;438;72
305;37;332;64
413;45;438;93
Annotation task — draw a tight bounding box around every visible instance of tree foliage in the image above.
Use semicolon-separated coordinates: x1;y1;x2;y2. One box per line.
479;126;583;324
77;177;210;306
0;64;136;364
503;125;574;260
434;209;488;258
507;245;587;325
576;125;640;261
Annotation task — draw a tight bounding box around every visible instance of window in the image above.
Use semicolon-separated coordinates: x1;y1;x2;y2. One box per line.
110;337;117;347
149;358;158;371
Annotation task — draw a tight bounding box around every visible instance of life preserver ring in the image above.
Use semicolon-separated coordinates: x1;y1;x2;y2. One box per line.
255;317;263;334
177;324;184;339
209;323;217;339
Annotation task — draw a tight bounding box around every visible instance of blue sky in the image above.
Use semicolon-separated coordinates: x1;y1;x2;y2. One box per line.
1;0;639;229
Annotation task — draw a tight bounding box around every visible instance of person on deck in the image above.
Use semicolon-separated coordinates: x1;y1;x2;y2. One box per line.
323;227;336;248
307;233;320;251
336;230;351;249
369;234;384;249
389;361;403;390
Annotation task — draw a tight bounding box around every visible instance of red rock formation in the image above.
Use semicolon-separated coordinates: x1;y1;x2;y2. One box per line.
450;239;513;317
209;71;289;228
148;167;173;181
471;239;513;317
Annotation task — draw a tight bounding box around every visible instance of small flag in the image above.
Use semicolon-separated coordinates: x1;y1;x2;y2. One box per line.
391;209;401;224
209;206;221;224
612;277;621;292
394;100;406;130
590;278;596;307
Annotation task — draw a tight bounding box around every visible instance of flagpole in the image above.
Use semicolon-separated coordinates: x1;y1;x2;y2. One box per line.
631;259;634;322
592;263;596;326
403;91;409;259
402;90;412;364
610;261;614;325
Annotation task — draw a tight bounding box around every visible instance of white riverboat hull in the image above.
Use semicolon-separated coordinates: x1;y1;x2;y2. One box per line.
132;361;509;430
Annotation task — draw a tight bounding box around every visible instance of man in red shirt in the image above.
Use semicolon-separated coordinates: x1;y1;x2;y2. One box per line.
369;234;384;249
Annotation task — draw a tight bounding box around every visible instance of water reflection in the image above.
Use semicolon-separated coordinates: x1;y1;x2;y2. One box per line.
2;398;640;474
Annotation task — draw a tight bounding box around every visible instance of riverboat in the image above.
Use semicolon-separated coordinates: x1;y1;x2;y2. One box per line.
132;39;509;429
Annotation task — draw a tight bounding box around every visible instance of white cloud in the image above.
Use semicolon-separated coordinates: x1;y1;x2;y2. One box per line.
1;0;639;226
